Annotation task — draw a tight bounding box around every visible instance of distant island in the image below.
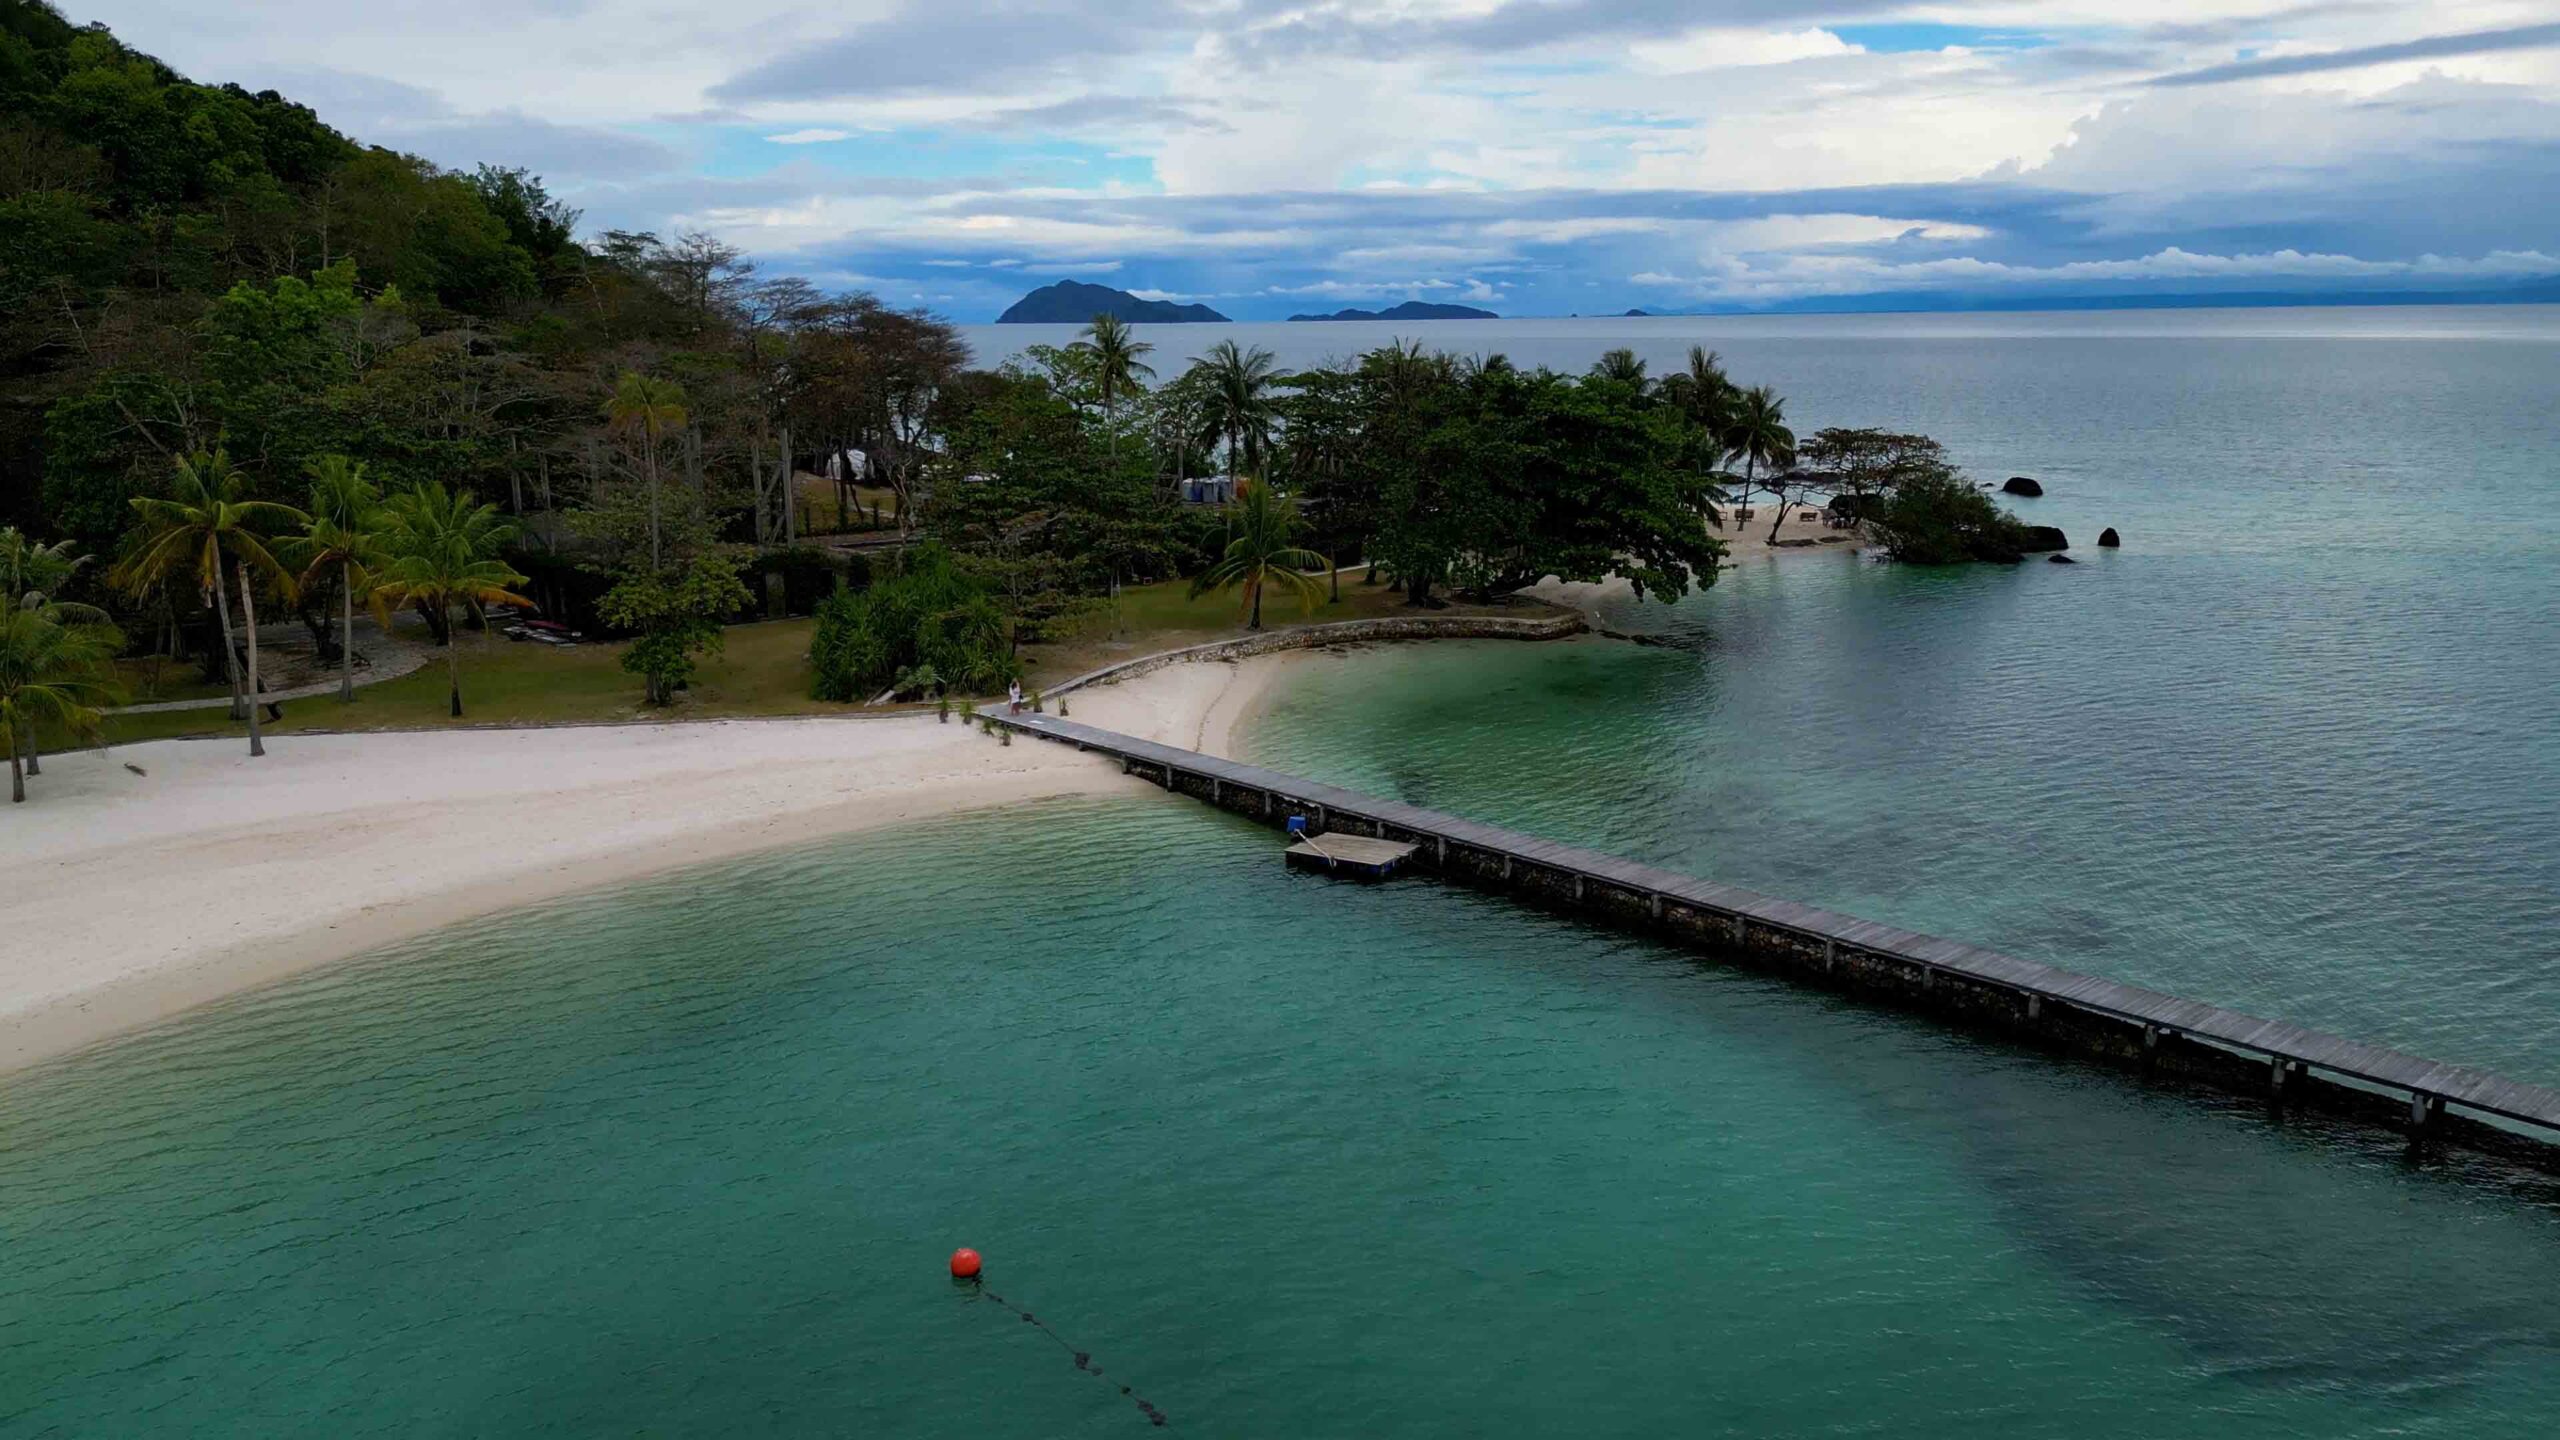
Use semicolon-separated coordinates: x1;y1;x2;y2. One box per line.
1623;308;1652;317
996;280;1229;324
1288;301;1499;322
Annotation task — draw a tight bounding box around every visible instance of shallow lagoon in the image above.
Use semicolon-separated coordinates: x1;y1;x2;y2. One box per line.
9;308;2560;1436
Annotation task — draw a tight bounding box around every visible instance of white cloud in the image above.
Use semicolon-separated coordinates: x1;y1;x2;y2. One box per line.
1628;27;1858;74
70;0;2560;315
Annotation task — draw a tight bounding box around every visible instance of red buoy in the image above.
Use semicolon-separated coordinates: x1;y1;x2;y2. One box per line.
950;1247;982;1280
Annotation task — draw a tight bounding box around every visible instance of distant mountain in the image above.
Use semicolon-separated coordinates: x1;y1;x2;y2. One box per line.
996;280;1229;324
1622;308;1651;317
1288;300;1499;321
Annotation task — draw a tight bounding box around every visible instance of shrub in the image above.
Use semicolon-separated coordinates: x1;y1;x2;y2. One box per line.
809;544;1019;701
1866;465;2032;565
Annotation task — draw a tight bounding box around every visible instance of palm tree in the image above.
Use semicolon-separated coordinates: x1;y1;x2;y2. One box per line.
1592;347;1649;390
1072;313;1155;459
0;604;122;802
1724;385;1795;534
1187;478;1329;630
1191;340;1279;492
2;528;89;606
3;528;110;783
293;455;392;703
605;372;688;568
1662;347;1739;525
376;483;532;718
116;450;305;756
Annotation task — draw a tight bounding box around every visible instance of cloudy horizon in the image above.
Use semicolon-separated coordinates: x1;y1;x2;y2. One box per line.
70;0;2560;319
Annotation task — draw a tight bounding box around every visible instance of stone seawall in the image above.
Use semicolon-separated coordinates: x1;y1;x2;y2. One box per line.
1044;609;1586;698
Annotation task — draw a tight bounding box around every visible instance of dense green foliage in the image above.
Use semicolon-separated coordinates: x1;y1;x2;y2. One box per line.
2;4;983;709
1865;464;2033;564
5;2;2000;739
809;546;1015;702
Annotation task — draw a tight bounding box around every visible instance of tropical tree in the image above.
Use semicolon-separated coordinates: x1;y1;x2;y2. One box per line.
2;529;90;607
1723;385;1795;530
604;372;689;567
3;529;112;784
1591;347;1649;390
0;605;122;803
375;483;532;717
1070;313;1155;458
1660;346;1738;524
1188;478;1329;630
115;450;306;756
1190;340;1279;488
597;554;753;705
292;455;392;703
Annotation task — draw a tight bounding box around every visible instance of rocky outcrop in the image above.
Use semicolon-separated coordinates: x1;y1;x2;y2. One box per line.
2020;525;2068;552
2098;527;2121;547
2002;476;2044;497
2048;554;2076;564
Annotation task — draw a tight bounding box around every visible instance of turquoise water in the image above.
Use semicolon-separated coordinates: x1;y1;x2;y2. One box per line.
7;799;2560;1437
8;308;2560;1434
1243;310;2560;1078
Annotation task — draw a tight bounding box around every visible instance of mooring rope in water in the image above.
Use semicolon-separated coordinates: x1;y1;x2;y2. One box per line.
967;1277;1179;1431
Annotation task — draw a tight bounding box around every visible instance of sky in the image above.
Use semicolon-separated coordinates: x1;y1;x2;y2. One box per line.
76;0;2560;319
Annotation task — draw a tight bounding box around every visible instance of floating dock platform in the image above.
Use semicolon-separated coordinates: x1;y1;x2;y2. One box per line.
1285;833;1419;878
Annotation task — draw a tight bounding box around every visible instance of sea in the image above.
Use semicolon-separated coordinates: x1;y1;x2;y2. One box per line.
4;307;2557;1437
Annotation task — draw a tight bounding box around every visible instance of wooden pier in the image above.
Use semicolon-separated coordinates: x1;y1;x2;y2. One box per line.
993;709;2560;1162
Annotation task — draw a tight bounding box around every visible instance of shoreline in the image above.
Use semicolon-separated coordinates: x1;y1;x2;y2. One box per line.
1;610;1591;1077
0;714;1146;1075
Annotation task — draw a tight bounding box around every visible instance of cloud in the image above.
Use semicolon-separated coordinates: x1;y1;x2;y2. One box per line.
1628;27;1859;73
2151;19;2560;86
84;0;2560;319
262;67;680;182
708;3;1154;102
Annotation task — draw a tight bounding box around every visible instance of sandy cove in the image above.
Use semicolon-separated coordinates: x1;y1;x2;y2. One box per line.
0;659;1285;1075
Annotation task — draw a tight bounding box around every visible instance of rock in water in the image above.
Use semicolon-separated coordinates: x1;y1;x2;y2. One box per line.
2048;553;2077;564
2003;476;2044;497
2098;527;2121;547
2020;525;2068;552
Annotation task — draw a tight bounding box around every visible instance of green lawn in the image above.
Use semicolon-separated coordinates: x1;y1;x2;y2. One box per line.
107;655;237;705
67;618;837;747
55;570;1548;749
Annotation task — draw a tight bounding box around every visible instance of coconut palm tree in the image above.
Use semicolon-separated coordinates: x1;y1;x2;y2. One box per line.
2;528;89;607
293;455;392;703
1724;385;1795;532
116;450;306;756
1072;313;1155;459
0;604;121;802
1190;340;1279;491
1187;478;1329;630
3;528;109;782
605;372;688;568
376;483;532;718
1592;347;1649;390
1661;347;1739;525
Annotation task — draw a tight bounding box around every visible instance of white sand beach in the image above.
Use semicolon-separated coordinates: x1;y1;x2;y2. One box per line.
1;656;1305;1074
